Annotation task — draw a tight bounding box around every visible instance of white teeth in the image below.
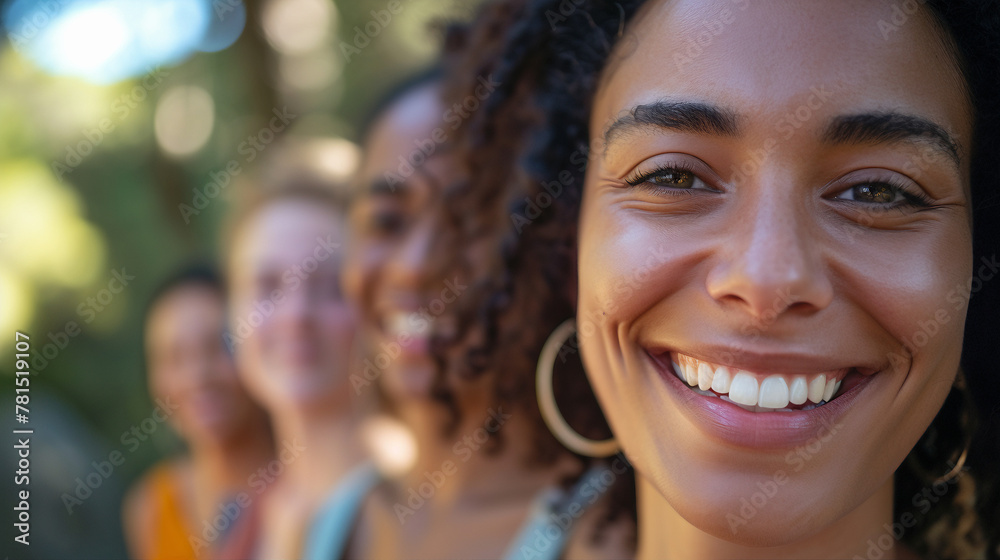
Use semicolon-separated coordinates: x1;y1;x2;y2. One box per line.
823;378;836;402
711;366;732;393
698;362;714;391
683;362;698;386
789;376;808;405
669;354;847;412
823;378;842;402
808;374;827;404
386;312;431;338
386;313;408;336
720;394;756;412
692;386;718;398
758;376;790;409
728;371;759;406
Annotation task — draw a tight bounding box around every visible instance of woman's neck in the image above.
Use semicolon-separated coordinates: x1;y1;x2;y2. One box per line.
636;473;896;560
189;413;271;486
184;413;274;521
270;398;366;496
395;398;572;508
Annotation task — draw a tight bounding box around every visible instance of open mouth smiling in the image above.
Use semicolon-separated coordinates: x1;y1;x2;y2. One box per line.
643;348;884;448
669;352;849;412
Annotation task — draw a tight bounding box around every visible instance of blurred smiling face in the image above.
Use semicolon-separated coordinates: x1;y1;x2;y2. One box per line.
344;83;462;402
229;200;355;412
578;0;972;544
146;284;256;443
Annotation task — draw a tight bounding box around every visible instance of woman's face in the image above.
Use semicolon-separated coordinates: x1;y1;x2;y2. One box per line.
229;200;356;413
146;285;259;444
344;84;465;403
578;0;972;544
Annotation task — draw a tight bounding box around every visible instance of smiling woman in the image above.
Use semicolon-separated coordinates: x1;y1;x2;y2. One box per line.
443;0;1000;558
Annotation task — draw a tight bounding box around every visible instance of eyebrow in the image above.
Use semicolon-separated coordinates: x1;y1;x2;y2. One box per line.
365;163;446;197
822;112;961;169
603;100;742;147
603;102;961;171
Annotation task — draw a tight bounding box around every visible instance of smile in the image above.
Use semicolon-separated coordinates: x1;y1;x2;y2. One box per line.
383;310;433;340
381;310;433;358
670;352;847;412
646;349;881;448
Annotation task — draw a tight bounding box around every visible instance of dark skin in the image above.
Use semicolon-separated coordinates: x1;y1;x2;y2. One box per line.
343;83;632;559
577;1;971;558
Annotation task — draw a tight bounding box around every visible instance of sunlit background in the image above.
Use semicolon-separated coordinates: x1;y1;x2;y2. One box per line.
0;0;478;557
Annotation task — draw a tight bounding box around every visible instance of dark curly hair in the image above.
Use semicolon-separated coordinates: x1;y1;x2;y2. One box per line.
339;29;638;546
440;0;1000;557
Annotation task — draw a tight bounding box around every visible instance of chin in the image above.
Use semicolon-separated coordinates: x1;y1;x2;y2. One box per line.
667;478;839;546
382;364;437;403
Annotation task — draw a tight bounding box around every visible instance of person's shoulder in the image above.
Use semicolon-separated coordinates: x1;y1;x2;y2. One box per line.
128;457;189;497
122;459;184;557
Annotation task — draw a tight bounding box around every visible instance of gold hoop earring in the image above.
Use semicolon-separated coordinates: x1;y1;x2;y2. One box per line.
936;368;972;485
536;319;619;458
935;443;969;485
907;369;972;485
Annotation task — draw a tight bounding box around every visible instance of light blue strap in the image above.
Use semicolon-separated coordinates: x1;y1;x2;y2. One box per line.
502;466;607;560
301;462;380;560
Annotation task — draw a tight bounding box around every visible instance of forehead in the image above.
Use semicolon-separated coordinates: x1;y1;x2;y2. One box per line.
233;201;344;270
147;286;223;343
594;0;970;154
362;83;444;177
358;83;460;201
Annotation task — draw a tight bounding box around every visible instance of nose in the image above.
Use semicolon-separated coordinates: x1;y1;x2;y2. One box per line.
273;282;316;331
706;192;833;320
191;351;215;385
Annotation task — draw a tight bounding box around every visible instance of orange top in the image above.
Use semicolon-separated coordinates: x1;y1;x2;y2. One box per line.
142;463;200;560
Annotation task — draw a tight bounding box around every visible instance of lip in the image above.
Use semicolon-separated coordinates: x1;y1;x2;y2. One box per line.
646;350;878;449
374;301;434;361
646;343;883;376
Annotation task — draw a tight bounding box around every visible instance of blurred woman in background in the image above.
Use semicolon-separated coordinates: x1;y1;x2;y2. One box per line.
444;0;1000;558
223;170;367;559
123;266;272;560
302;60;635;559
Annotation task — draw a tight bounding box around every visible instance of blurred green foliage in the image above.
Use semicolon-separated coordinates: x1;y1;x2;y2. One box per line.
0;1;479;556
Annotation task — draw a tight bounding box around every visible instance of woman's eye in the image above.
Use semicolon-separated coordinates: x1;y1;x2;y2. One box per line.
652;169;695;187
629;168;699;189
368;210;406;235
835;182;902;204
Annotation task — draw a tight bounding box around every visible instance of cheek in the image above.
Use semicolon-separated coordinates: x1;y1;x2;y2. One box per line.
576;190;676;430
320;302;357;343
342;248;370;305
344;243;390;312
232;332;269;396
578;201;699;332
149;367;180;400
833;224;972;371
212;352;240;384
